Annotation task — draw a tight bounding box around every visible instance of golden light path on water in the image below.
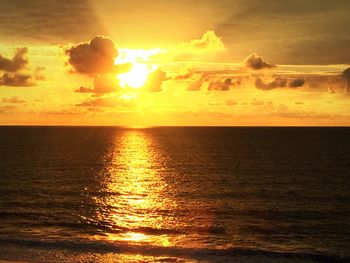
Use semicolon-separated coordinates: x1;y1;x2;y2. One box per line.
94;130;179;248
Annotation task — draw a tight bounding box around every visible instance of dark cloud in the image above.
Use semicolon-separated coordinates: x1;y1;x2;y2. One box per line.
186;74;243;92
2;96;26;104
215;0;350;64
343;68;350;79
255;76;305;90
254;77;284;90
0;0;106;43
75;75;121;95
208;78;232;91
244;53;275;70
0;48;28;72
75;86;93;94
209;75;246;91
1;0;349;64
0;47;45;87
303;74;341;92
289;78;305;88
66;36;126;75
280;37;350;65
0;73;35;87
343;68;350;93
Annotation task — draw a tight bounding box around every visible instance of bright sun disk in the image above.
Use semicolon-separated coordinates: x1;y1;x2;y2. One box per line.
115;48;162;89
117;63;158;89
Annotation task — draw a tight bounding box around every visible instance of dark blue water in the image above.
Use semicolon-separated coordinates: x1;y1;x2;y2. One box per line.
0;127;349;262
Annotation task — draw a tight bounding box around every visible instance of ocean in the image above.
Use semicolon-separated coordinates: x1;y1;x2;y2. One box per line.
0;127;349;262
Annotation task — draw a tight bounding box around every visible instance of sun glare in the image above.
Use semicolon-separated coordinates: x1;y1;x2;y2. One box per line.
115;48;163;89
117;63;157;89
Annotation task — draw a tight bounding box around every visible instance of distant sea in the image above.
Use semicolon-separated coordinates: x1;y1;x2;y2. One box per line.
0;127;349;262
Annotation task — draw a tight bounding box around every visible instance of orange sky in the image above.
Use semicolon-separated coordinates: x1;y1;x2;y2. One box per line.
0;0;349;126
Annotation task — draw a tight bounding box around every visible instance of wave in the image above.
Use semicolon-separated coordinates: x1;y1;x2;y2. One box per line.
0;216;227;236
0;237;348;262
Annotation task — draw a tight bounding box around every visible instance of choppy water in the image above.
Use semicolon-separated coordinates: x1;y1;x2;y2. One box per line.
0;127;349;262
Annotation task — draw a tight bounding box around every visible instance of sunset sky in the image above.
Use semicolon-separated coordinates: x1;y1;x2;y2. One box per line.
0;0;349;126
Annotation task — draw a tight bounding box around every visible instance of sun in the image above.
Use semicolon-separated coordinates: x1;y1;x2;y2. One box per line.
115;48;163;89
117;63;157;89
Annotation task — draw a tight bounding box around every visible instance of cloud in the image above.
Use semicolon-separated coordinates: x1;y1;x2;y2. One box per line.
267;103;331;120
66;36;121;75
343;68;350;79
77;97;117;107
183;72;244;92
75;67;165;94
2;96;26;104
179;31;225;51
0;105;18;114
208;78;232;91
251;98;265;106
156;31;226;62
0;0;106;43
34;66;46;81
187;79;204;91
255;76;305;90
0;47;28;72
0;73;35;87
225;99;237;106
173;69;195;80
302;74;342;92
77;96;137;108
215;0;350;64
244;53;275;70
289;78;305;88
75;86;93;93
142;69;166;92
342;68;350;93
75;74;122;95
0;47;44;87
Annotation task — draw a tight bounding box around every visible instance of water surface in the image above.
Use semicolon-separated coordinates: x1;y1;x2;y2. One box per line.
0;127;349;262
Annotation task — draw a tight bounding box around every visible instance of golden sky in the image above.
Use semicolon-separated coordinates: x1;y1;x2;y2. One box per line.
0;0;349;126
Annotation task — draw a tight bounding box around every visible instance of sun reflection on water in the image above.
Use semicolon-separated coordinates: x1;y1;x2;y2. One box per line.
96;130;174;247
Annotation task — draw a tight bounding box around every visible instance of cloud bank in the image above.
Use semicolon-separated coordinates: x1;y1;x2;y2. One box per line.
255;76;305;90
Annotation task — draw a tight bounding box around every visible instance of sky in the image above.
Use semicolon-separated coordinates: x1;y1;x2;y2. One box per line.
0;0;349;126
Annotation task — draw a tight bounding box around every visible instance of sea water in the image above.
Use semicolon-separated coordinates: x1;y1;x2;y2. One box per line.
0;127;349;262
